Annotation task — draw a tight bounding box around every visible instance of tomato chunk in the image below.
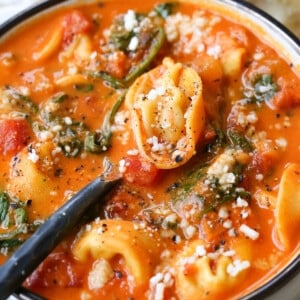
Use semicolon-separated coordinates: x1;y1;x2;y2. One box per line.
123;155;160;186
62;10;93;47
271;77;300;109
25;252;83;288
0;119;32;155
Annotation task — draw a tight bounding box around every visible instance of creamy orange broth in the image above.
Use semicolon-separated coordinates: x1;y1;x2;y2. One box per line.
0;0;299;299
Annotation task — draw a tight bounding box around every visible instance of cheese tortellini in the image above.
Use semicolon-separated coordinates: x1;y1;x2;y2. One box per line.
275;163;300;249
72;219;162;289
7;142;58;217
125;57;205;169
175;239;252;300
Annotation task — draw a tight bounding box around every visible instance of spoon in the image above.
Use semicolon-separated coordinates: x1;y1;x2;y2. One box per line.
0;176;120;300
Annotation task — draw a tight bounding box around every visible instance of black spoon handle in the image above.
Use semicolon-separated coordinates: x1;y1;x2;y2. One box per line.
0;177;119;300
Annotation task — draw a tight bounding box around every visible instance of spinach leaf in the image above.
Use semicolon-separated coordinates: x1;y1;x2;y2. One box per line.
244;73;278;104
253;74;278;102
1;86;38;114
169;149;250;218
227;130;254;152
39;93;89;157
74;83;94;93
0;193;39;251
154;2;178;18
0;192;9;222
84;91;126;153
91;26;165;89
90;4;166;89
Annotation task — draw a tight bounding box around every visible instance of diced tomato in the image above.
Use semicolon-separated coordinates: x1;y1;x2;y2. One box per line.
24;252;83;288
199;211;227;244
203;125;217;143
123;155;160;186
104;51;128;79
271;77;300;109
251;150;279;176
62;10;93;47
0;119;32;155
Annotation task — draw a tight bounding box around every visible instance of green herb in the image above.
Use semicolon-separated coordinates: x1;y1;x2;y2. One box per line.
74;83;94;93
123;26;165;84
39;94;88;157
110;17;135;52
0;192;39;251
254;74;278;102
84;92;126;153
0;192;9;222
2;86;38;114
0;239;23;248
227;130;253;152
90;71;126;89
90;4;167;90
50;92;68;103
91;26;165;89
154;2;178;18
199;174;251;216
169;152;250;218
14;207;27;225
245;73;278;104
16;93;39;113
204;126;227;155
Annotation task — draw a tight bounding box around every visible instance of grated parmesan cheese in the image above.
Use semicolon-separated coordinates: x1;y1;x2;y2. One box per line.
239;224;259;240
28;147;39;163
124;10;138;31
88;259;114;290
128;36;139;51
227;259;250;277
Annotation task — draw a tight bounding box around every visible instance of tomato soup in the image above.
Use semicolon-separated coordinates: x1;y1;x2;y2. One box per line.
0;0;299;299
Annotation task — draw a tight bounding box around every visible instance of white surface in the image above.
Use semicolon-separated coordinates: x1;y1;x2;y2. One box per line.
0;0;38;24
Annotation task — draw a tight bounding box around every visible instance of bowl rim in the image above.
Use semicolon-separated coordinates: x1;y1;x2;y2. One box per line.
0;0;299;299
230;0;300;46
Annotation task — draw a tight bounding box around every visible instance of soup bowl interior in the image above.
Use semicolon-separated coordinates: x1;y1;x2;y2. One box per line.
0;0;299;299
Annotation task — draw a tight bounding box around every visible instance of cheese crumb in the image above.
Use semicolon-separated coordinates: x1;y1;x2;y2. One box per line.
239;224;259;240
227;259;250;277
124;10;138;31
128;36;139;51
88;259;114;290
28;148;39;163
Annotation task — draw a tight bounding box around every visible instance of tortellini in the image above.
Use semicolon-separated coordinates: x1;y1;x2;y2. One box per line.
125;57;205;169
59;33;93;63
275;163;300;249
33;27;63;61
175;239;252;300
7;142;58;217
72;219;161;289
221;47;247;77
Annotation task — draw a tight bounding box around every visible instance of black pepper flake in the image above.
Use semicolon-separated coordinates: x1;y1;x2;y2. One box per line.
10;203;18;209
26;199;32;207
171;235;177;243
167;182;180;192
213;244;220;251
175;155;183;163
75;165;84;172
54;168;63;177
265;184;272;192
114;270;123;279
